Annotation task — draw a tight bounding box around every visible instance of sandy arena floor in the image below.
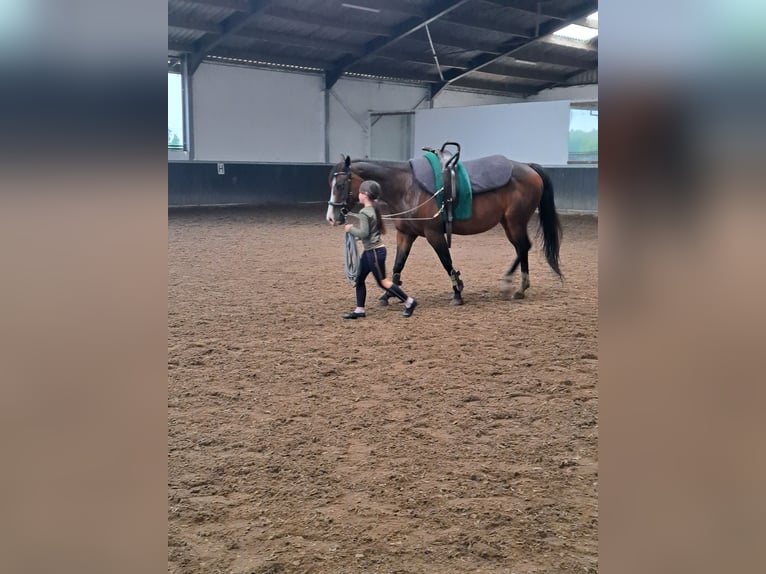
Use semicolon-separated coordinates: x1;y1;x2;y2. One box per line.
168;204;598;574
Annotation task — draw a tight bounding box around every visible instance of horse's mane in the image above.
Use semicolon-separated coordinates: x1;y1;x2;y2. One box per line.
351;158;407;167
350;159;409;183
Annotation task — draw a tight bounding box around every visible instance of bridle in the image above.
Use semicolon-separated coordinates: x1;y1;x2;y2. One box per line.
328;161;444;223
327;167;353;217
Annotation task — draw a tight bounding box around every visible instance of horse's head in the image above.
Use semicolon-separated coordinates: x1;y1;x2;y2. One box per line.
326;155;360;225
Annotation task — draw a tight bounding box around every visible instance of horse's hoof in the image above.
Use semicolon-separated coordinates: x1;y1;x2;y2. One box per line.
451;297;464;306
378;297;390;307
512;291;526;300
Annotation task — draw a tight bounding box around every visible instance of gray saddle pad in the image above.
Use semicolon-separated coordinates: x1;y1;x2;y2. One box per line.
409;154;513;195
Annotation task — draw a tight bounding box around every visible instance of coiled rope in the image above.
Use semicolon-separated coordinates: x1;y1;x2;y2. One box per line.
344;231;360;285
343;189;444;283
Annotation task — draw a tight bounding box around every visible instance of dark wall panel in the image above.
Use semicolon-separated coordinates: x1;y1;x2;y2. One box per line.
169;162;598;213
168;162;333;207
544;166;598;213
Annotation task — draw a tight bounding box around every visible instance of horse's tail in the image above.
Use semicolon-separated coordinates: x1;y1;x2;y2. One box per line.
528;163;562;278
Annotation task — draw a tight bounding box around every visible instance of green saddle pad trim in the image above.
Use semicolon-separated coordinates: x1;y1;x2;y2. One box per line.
424;151;444;192
423;151;472;220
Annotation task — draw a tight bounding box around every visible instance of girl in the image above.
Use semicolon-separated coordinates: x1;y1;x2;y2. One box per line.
342;180;417;319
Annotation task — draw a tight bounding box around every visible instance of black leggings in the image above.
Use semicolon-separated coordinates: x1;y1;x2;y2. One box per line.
355;246;387;307
355;246;408;307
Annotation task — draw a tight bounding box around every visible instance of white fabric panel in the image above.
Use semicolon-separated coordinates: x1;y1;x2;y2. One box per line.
187;62;594;165
414;100;571;165
193;63;324;162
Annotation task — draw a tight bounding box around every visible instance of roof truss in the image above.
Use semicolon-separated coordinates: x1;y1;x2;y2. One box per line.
170;0;598;99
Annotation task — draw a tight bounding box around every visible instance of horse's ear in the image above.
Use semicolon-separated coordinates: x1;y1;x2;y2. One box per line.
344;156;351;169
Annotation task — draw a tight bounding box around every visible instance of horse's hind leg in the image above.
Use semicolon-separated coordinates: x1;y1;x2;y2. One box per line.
500;219;531;299
379;231;417;306
424;228;464;305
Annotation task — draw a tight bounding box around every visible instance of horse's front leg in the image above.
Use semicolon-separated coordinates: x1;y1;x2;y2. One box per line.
424;228;464;306
379;231;417;306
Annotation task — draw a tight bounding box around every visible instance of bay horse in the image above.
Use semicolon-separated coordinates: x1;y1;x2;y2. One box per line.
325;153;562;305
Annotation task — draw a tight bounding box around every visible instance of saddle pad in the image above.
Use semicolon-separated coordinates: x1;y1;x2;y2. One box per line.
410;156;436;194
422;152;472;220
409;154;513;195
461;155;513;193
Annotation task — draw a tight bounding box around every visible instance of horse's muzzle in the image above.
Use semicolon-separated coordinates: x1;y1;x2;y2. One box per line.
334;207;348;225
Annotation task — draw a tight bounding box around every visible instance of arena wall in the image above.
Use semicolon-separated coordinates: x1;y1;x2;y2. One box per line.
168;161;596;213
169;63;597;213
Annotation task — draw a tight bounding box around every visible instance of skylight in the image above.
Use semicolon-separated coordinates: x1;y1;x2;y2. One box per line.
553;12;599;42
553;23;598;42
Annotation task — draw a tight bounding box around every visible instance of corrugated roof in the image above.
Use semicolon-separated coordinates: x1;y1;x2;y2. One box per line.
168;0;598;98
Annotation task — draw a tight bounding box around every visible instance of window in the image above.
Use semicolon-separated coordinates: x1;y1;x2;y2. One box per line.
168;58;186;151
569;102;598;164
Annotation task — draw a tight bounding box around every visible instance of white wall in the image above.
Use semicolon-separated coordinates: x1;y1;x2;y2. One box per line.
414;100;571;164
192;63;324;162
328;77;428;161
181;62;595;164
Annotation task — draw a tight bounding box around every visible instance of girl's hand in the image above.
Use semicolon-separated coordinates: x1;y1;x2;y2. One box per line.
344;224;353;232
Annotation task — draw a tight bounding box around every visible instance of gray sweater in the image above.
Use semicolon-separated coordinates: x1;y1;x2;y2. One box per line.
348;206;384;251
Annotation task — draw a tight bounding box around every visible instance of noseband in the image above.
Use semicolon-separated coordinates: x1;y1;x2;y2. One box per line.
328;169;353;215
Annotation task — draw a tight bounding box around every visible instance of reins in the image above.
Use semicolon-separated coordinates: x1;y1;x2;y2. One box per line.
381;187;445;221
341;189;441;285
334;165;446;284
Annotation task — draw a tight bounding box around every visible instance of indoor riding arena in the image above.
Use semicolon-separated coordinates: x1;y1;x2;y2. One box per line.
168;2;598;573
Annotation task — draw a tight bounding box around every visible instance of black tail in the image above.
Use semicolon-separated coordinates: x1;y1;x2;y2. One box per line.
528;163;562;278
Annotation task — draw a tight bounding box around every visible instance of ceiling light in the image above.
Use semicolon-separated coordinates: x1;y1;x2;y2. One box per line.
514;59;538;66
341;3;381;13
